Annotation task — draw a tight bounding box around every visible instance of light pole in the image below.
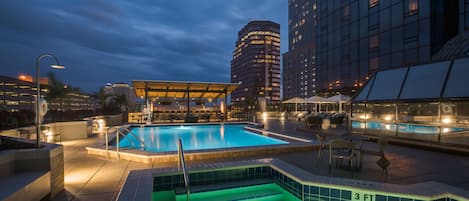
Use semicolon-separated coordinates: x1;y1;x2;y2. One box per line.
35;54;65;148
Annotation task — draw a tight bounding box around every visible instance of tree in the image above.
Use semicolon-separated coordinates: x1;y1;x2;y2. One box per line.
92;87;111;112
111;94;129;112
46;72;67;111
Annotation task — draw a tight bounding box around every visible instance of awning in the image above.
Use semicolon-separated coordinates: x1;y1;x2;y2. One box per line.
326;94;351;103
282;97;306;104
132;80;239;99
353;57;469;103
305;96;330;103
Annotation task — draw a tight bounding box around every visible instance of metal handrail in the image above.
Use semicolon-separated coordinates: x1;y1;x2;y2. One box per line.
120;127;145;148
105;126;145;159
177;139;190;201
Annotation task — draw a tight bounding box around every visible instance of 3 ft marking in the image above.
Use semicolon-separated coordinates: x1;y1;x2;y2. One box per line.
353;192;375;201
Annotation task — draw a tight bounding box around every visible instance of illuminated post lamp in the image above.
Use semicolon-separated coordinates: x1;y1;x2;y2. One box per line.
35;54;65;148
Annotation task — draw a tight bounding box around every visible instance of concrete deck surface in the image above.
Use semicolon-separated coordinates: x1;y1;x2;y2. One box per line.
52;120;469;201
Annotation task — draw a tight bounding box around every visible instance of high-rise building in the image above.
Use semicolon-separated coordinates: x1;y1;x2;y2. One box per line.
283;0;460;99
231;21;281;111
283;0;317;99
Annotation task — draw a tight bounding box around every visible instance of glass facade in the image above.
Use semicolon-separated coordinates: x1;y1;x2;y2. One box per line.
351;57;469;146
283;0;317;100
231;21;281;110
283;0;461;99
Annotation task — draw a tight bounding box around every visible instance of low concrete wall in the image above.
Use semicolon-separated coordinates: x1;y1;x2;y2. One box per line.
54;121;88;141
0;121;89;142
87;143;315;164
0;137;64;200
0;172;51;201
0;129;19;138
107;114;123;126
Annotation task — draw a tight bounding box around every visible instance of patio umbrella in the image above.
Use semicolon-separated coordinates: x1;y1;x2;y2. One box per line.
282;97;305;111
326;94;351;113
305;96;329;113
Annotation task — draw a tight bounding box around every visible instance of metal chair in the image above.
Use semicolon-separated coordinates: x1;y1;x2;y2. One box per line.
328;139;359;174
316;134;327;161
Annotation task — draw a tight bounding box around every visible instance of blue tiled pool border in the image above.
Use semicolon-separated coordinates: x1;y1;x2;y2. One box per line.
118;159;469;201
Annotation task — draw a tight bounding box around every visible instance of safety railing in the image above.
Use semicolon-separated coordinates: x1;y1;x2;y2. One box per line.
177;138;190;201
105;126;145;159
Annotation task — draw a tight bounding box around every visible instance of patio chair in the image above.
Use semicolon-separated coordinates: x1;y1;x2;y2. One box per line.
316;134;327;161
306;115;322;128
328;139;359;174
330;115;345;128
202;114;211;122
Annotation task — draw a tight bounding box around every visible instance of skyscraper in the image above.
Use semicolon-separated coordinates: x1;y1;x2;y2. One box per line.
283;0;317;100
231;21;281;111
283;0;460;99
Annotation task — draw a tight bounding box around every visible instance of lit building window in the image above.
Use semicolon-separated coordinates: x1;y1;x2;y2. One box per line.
369;0;378;7
406;0;418;15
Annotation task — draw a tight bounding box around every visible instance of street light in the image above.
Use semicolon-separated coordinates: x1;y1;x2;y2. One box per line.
35;53;65;148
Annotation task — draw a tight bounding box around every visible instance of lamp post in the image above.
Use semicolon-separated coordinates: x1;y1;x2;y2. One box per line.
35;54;65;148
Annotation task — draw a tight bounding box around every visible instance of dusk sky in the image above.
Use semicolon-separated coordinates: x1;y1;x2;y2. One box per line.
0;1;288;93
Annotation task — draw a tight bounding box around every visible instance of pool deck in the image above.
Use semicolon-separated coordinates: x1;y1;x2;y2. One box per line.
52;119;469;201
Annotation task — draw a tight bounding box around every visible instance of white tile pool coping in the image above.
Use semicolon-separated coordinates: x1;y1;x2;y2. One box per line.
116;158;469;201
86;122;314;163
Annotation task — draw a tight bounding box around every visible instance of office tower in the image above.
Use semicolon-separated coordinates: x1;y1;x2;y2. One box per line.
283;0;459;98
231;21;281;111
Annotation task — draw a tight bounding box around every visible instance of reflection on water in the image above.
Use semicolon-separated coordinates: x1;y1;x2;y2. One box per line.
220;125;225;140
118;124;287;152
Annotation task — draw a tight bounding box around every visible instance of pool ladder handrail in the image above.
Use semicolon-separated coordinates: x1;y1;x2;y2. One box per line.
119;127;145;149
104;126;145;159
177;138;190;201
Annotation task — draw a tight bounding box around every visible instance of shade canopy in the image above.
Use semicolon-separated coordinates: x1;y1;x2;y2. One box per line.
326;94;351;103
132;80;239;99
305;95;330;103
353;57;469;103
282;97;306;104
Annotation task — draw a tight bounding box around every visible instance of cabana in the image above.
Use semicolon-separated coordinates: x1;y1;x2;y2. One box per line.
306;95;332;113
132;80;238;122
282;97;306;111
325;94;351;113
351;57;469;146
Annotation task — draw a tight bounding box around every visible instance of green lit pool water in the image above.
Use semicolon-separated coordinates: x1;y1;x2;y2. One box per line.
152;183;301;201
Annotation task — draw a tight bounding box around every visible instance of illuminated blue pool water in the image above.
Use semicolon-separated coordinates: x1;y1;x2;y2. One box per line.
352;121;465;134
117;124;288;152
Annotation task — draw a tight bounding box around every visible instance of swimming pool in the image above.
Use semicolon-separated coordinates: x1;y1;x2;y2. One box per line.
117;124;288;153
118;159;469;201
153;183;300;201
352;121;465;134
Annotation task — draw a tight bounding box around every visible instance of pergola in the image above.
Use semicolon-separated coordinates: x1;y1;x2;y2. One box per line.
132;80;239;118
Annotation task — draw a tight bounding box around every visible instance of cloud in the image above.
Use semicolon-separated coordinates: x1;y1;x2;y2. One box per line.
0;0;287;92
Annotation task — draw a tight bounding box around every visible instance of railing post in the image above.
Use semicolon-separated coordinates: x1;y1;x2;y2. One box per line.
105;127;109;159
178;139;190;201
116;128;120;159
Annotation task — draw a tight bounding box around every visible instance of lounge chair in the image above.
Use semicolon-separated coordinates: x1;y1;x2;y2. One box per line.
306;115;322;128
